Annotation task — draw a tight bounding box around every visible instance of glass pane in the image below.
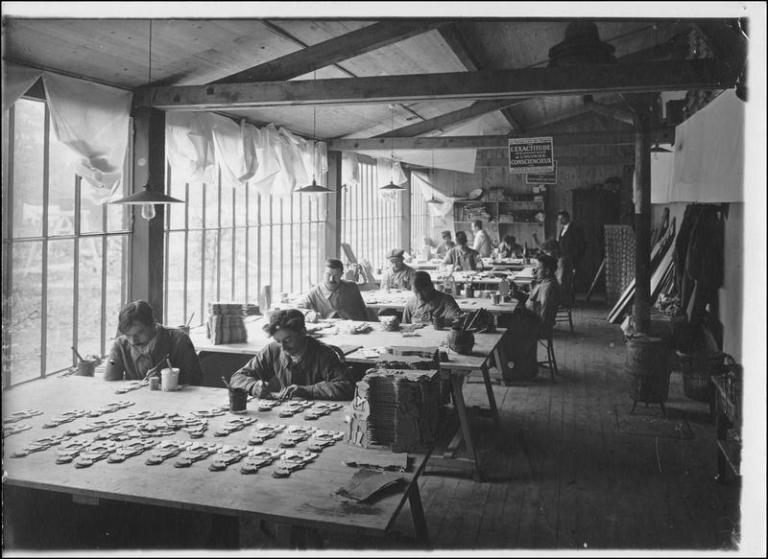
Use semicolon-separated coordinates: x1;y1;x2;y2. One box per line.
46;239;75;372
204;229;219;304
234;227;247;302
168;173;187;230
80;184;104;234
188;182;204;229
235;183;247;227
165;231;186;327
247;227;260;303
204;181;219;229
10;241;43;383
260;193;270;223
107;186;129;232
247;186;259;227
186;231;203;328
219;228;233;301
48;126;76;237
220;181;234;228
12;99;45;238
259;225;271;297
105;235;127;345
78;237;103;359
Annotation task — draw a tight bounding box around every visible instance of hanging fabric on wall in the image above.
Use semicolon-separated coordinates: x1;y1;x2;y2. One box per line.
165;112;216;184
342;152;360;188
42;72;132;202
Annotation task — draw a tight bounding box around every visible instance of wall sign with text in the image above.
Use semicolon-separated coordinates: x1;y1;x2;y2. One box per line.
508;136;554;175
526;161;558;184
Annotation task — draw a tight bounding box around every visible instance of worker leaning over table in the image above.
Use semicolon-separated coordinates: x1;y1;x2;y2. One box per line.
442;230;480;271
104;300;203;385
297;258;368;321
229;309;354;400
380;248;416;290
402;271;462;325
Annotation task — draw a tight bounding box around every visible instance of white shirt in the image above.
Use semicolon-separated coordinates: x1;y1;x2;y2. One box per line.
472;229;492;257
558;222;570;240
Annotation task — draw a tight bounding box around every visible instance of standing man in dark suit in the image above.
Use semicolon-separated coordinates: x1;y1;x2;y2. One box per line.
556;210;585;304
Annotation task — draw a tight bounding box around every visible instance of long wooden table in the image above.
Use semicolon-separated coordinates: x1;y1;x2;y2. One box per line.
362;290;520;319
2;376;431;548
191;318;505;480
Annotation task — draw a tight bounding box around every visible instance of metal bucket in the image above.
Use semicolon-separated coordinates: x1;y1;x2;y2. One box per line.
625;336;671;404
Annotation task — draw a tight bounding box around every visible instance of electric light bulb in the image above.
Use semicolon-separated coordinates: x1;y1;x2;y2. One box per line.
140;204;156;221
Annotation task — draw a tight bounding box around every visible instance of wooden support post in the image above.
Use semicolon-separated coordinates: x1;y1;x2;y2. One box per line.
632;97;653;334
326;150;342;259
129;107;166;318
402;167;413;253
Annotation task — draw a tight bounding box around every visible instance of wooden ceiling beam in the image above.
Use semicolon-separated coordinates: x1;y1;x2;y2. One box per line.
214;20;447;84
438;23;523;131
136;59;737;111
375;99;527;138
327;128;675;150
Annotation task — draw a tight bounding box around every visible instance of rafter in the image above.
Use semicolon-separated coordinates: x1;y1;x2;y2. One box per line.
135;60;737;111
327;128;675;151
375;99;526;138
214;20;447;84
438;23;523;131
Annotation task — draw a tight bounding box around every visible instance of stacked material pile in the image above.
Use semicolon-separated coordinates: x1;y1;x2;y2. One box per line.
346;368;442;453
207;302;248;344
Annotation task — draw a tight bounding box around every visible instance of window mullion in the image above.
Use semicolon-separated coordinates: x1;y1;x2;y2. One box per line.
2;107;16;387
72;175;81;367
40;106;50;378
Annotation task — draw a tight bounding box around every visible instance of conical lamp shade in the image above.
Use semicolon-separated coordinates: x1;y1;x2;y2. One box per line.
426;198;443;205
296;178;332;194
110;186;184;205
380;181;406;191
650;143;672;153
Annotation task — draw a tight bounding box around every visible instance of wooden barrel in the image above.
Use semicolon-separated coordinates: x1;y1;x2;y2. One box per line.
625;336;671;404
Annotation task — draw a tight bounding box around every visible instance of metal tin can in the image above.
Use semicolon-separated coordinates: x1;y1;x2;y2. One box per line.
149;377;160;391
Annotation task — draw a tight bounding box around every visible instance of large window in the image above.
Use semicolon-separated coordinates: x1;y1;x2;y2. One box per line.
163;169;327;327
2;97;130;387
410;173;433;252
341;160;403;271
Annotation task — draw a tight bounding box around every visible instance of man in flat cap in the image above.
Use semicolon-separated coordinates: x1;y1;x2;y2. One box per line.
380;248;416;291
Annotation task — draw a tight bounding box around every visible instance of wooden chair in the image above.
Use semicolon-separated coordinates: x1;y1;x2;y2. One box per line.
555;270;575;333
537;332;559;382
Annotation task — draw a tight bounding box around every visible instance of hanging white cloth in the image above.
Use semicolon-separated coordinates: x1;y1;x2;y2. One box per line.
411;170;458;218
342;152;360;187
2;62;43;113
42;72;132;202
165;112;216;184
211;116;259;184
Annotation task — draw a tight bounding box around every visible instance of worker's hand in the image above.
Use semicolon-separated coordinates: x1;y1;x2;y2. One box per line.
277;384;310;400
250;380;270;399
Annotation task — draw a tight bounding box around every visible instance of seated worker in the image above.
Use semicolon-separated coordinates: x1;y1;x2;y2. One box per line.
229;309;354;400
297;258;368;321
105;300;203;385
497;234;524;258
512;253;561;338
403;271;462;325
442;230;480;271
502;254;561;383
435;230;456;258
380;248;416;290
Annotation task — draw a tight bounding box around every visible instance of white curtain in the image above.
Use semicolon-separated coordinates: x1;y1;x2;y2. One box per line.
42;72;132;202
165;112;216;184
164;116;328;198
411;170;458;218
341;152;360;187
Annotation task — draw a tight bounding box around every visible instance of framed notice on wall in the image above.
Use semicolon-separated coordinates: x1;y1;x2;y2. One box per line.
526;161;558;184
508;136;554;175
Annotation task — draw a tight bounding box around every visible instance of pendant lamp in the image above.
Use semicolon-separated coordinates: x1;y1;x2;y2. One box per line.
380;105;406;191
297;72;331;194
110;19;184;220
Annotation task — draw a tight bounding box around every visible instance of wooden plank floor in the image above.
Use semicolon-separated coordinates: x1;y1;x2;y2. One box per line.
347;297;743;552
